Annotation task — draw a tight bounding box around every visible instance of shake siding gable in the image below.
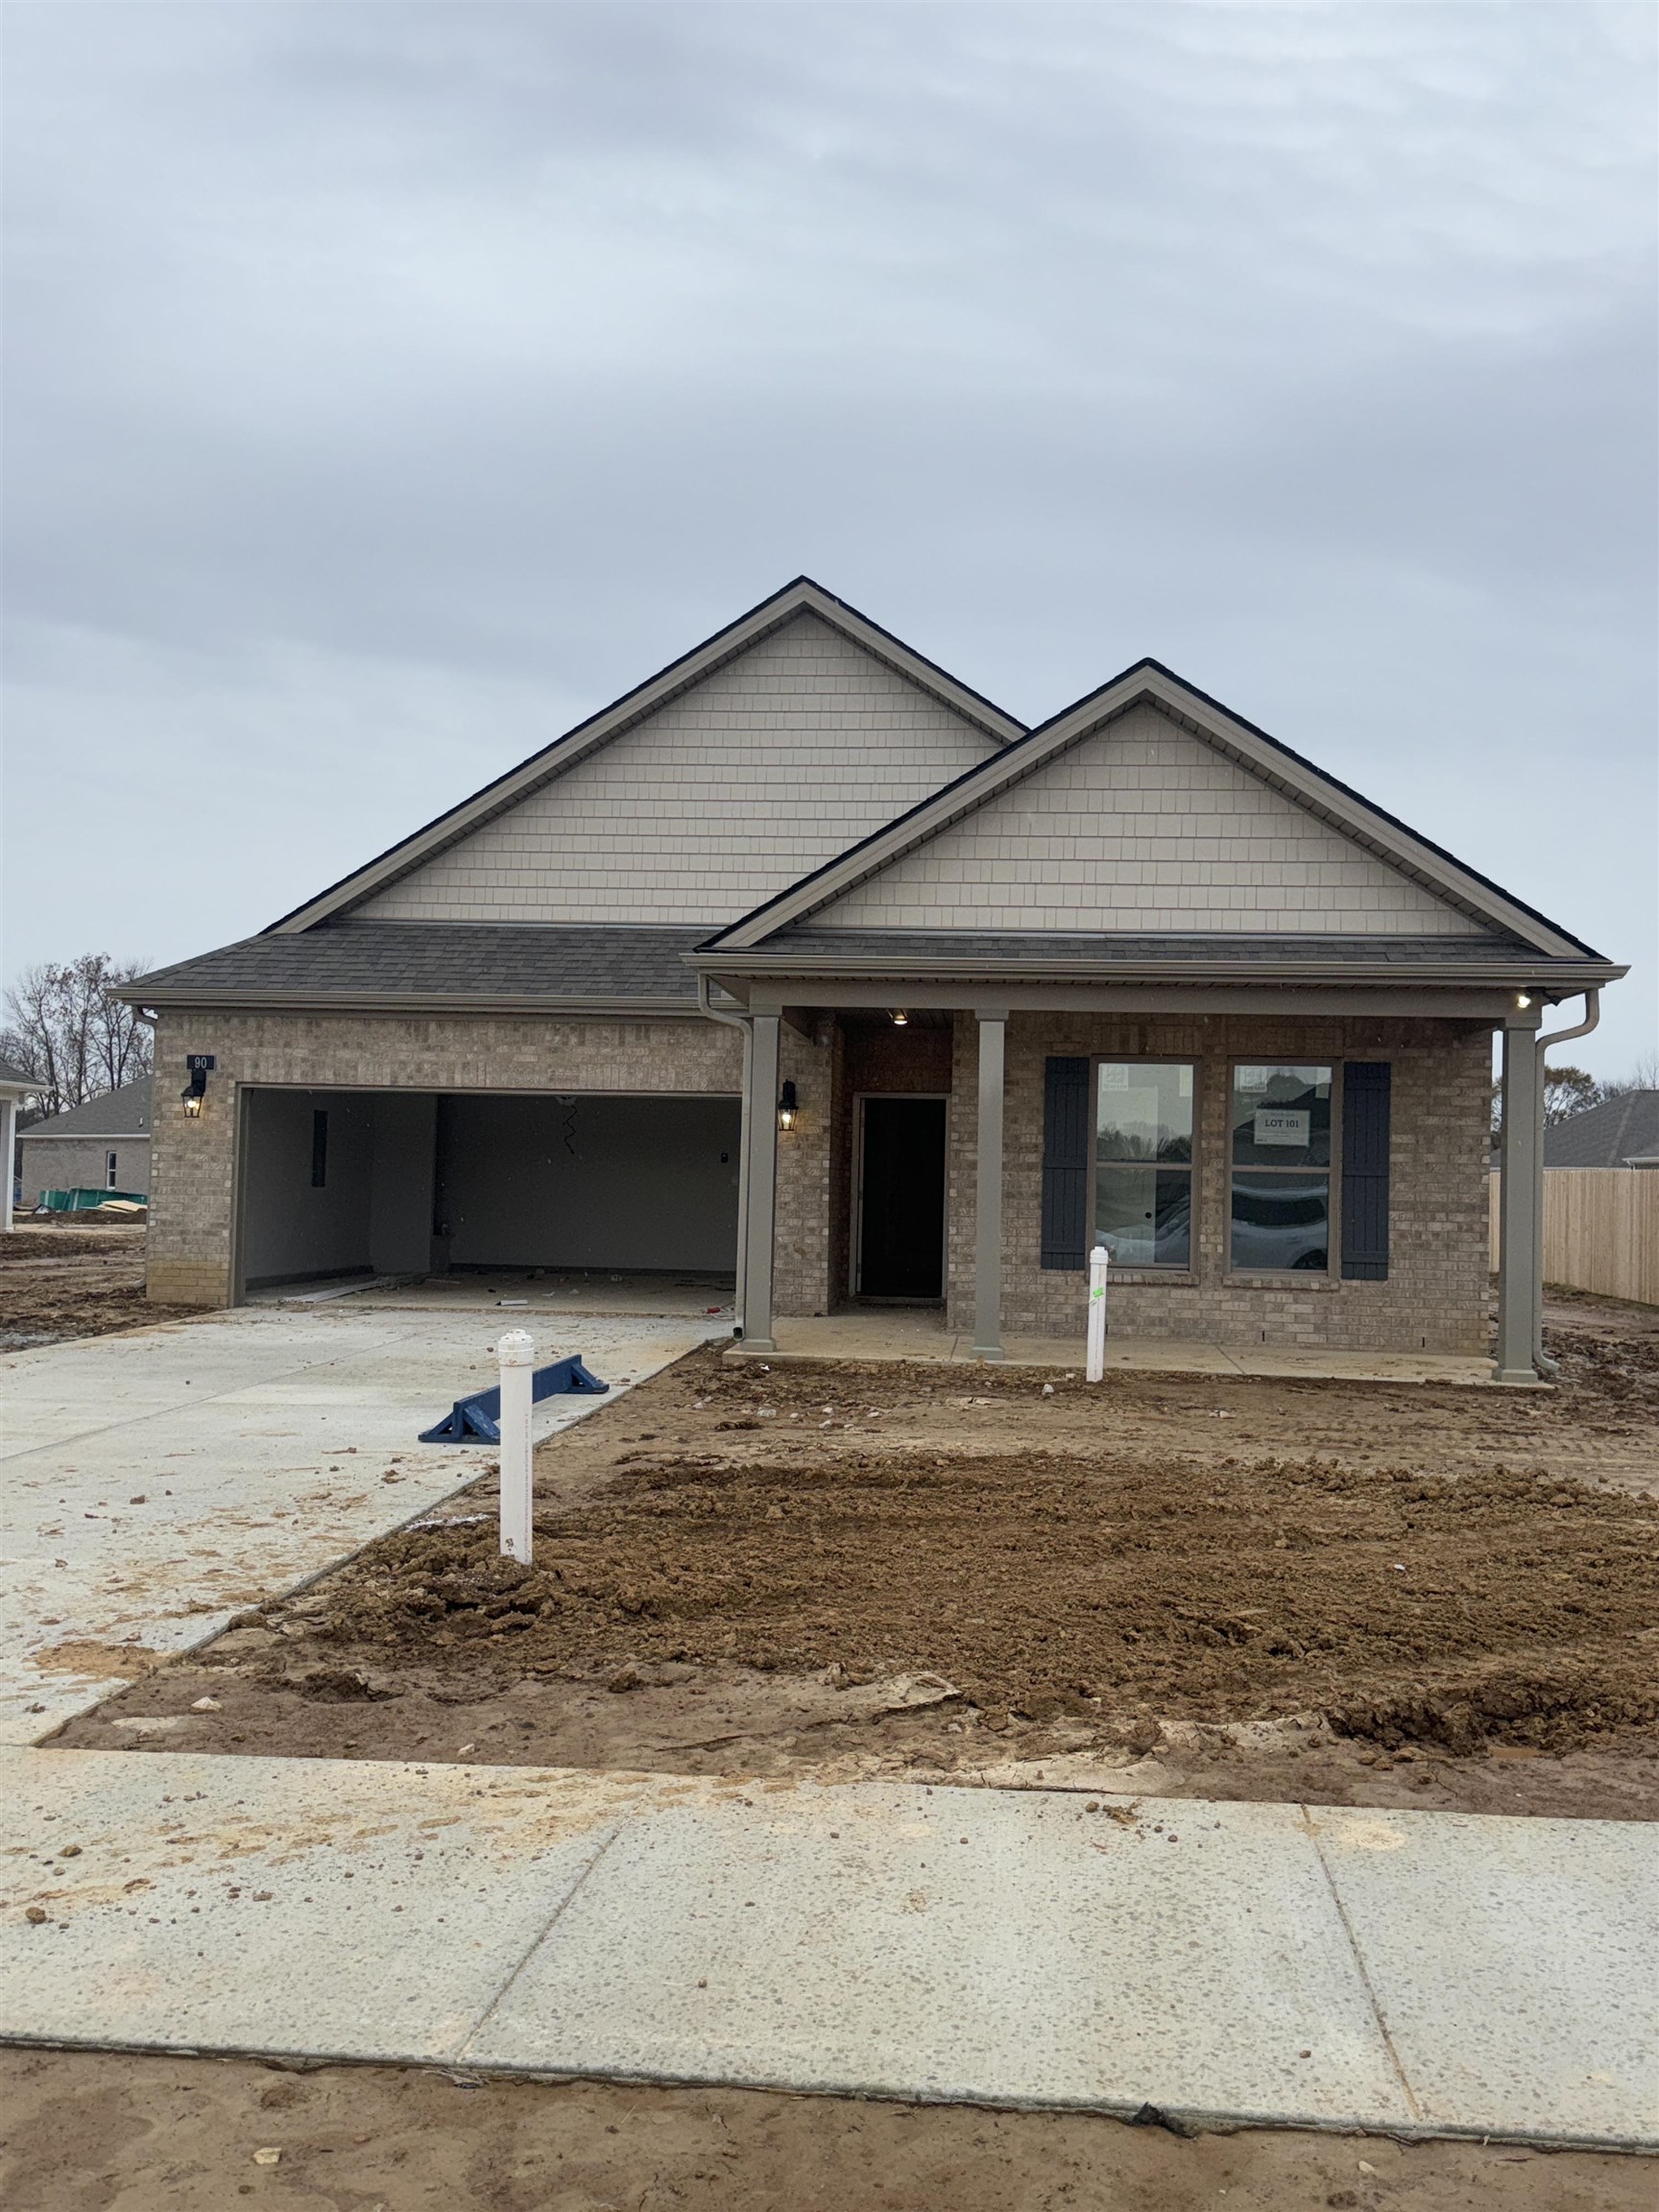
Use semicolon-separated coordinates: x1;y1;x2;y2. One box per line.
808;702;1489;936
358;613;998;928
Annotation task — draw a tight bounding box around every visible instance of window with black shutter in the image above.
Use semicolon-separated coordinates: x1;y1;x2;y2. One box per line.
1041;1057;1089;1270
1339;1062;1391;1280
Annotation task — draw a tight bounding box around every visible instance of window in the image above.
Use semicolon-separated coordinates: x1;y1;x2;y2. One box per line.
310;1110;328;1189
106;1151;118;1190
1230;1065;1332;1272
1094;1062;1193;1267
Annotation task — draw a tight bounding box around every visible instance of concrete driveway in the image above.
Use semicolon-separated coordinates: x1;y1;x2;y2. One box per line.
1;1305;720;1744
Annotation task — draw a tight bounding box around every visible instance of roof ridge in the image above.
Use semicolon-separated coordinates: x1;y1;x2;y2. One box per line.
260;581;1025;938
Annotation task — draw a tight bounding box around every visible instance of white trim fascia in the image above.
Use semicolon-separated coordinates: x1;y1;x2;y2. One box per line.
17;1124;150;1137
707;666;1596;960
267;582;1026;936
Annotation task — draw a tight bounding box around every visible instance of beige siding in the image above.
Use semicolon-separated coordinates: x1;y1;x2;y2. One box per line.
813;702;1486;935
359;613;998;927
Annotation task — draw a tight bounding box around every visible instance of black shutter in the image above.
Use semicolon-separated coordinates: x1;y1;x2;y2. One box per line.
1340;1062;1390;1280
1041;1056;1090;1271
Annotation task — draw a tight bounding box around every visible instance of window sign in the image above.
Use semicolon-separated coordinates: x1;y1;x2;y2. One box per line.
1231;1066;1333;1271
1094;1062;1194;1267
1254;1107;1310;1147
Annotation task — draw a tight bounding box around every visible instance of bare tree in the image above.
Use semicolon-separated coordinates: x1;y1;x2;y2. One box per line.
1;955;154;1118
1598;1052;1659;1098
1543;1065;1599;1127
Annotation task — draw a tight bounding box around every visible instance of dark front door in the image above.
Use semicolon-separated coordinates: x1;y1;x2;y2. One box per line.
858;1096;947;1298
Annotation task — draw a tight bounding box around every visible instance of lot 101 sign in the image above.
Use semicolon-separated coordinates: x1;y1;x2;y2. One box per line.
1254;1108;1310;1146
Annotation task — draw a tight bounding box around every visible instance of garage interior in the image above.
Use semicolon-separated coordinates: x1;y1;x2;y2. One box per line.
236;1089;741;1296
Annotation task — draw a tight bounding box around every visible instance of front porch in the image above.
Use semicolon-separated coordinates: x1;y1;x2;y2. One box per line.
732;994;1530;1369
723;1307;1504;1386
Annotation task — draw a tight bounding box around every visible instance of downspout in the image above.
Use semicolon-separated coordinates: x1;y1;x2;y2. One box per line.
1531;990;1600;1373
697;973;752;1336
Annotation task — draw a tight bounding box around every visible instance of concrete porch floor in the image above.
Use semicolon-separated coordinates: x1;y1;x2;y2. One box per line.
727;1310;1503;1386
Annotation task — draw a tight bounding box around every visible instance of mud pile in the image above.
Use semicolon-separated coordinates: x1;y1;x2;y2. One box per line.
294;1449;1658;1754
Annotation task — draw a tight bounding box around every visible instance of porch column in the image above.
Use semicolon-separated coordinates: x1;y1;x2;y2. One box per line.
740;1012;781;1353
0;1094;14;1232
973;1010;1006;1360
0;1096;13;1238
1495;1008;1543;1384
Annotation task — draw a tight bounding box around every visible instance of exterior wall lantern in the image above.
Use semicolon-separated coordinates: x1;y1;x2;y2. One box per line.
777;1080;798;1132
180;1054;215;1118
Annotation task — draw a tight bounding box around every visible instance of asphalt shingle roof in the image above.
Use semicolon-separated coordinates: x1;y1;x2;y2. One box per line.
17;1076;153;1141
130;924;708;1006
1545;1092;1659;1168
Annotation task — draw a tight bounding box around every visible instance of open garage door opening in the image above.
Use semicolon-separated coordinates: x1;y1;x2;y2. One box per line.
236;1089;741;1297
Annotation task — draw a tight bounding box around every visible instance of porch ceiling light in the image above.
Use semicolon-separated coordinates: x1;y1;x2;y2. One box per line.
778;1080;798;1132
890;1009;909;1025
1516;994;1532;1009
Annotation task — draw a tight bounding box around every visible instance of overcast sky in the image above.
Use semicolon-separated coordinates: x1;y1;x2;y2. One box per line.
4;2;1654;1075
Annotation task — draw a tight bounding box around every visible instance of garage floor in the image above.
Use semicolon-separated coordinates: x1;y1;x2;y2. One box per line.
250;1268;735;1319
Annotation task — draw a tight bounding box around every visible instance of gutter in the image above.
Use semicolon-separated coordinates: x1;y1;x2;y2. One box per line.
119;993;706;1018
1531;990;1601;1377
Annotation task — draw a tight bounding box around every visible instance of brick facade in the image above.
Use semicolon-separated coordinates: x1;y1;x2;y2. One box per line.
147;1009;742;1307
149;1003;1493;1354
944;1011;1493;1355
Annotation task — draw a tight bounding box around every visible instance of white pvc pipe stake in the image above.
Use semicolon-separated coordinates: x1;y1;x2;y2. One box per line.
496;1329;535;1562
1086;1243;1110;1382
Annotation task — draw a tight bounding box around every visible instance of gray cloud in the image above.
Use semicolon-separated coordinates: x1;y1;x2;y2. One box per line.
4;1;1653;1070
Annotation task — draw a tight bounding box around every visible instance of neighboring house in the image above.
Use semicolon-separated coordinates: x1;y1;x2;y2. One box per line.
1545;1091;1659;1169
0;1053;35;1232
124;578;1623;1382
15;1077;153;1208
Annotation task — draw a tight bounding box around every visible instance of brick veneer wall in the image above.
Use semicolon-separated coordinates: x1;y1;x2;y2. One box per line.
147;1009;743;1307
774;1023;834;1316
945;1011;1493;1355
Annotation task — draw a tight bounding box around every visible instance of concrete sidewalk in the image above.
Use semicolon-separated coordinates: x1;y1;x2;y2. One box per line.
4;1747;1653;2150
1;1308;719;1743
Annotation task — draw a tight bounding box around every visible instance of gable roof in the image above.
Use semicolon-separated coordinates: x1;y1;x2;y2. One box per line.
16;1076;153;1142
1545;1092;1659;1168
268;579;1025;936
0;1054;33;1092
700;658;1606;963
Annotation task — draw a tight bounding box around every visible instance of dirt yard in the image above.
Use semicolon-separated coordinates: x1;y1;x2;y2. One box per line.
62;1300;1659;1821
0;1226;199;1347
2;2048;1651;2212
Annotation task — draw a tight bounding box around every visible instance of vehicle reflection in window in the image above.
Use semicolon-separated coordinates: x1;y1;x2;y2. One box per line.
1230;1173;1330;1272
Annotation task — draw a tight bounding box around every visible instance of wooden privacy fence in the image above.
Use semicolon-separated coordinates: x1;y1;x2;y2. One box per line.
1488;1169;1659;1307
